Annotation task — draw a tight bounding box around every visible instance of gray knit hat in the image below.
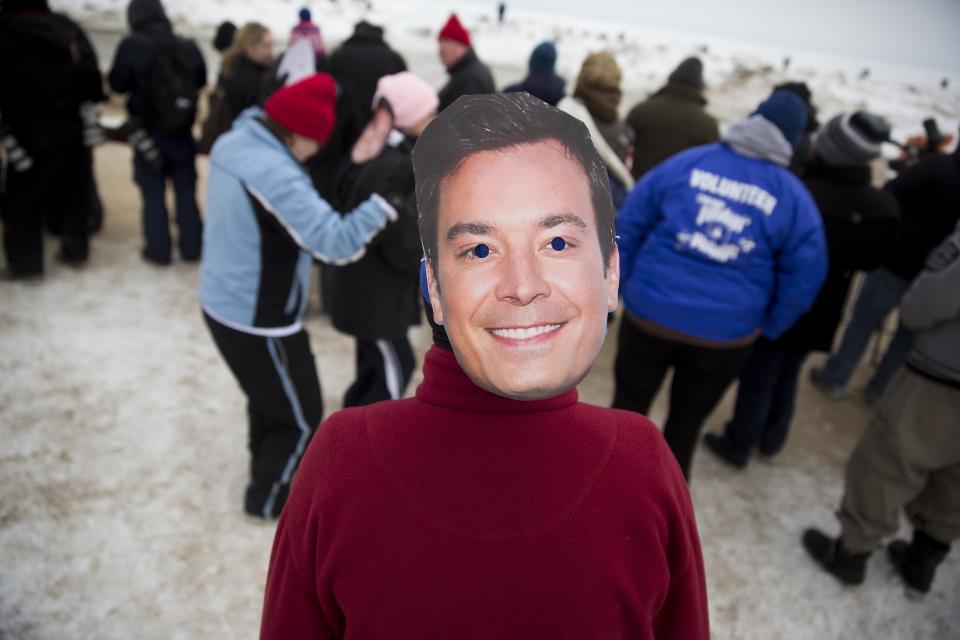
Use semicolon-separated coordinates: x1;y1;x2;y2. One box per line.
815;111;890;167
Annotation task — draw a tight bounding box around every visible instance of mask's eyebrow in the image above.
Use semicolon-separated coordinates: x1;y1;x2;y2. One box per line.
539;212;587;230
446;221;494;244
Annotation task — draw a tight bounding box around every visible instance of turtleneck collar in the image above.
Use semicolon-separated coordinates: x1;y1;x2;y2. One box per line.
415;345;579;413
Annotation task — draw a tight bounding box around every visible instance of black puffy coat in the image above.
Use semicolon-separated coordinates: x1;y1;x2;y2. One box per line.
328;138;422;340
0;8;104;152
780;160;900;352
438;49;496;112
882;151;960;281
328;22;407;124
107;1;206;133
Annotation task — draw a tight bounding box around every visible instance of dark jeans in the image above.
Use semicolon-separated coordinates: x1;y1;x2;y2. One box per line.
721;337;808;462
133;134;202;263
45;146;102;235
820;268;913;397
2;141;89;274
344;336;415;407
204;312;323;518
613;318;754;480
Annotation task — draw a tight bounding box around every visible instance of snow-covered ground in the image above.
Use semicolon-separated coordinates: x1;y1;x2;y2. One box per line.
2;1;959;638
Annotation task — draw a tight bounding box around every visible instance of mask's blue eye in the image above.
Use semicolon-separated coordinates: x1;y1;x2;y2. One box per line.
473;243;490;258
550;237;566;251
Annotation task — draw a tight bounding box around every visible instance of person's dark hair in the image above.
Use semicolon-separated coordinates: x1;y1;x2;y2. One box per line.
259;113;294;146
412;92;616;276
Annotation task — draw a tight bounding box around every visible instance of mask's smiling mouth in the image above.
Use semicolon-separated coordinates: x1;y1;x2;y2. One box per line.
487;323;564;341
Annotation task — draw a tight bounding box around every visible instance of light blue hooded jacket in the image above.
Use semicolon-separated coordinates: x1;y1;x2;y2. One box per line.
198;108;394;335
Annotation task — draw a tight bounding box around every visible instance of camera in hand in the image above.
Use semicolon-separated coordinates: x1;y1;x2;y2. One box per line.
888;117;946;173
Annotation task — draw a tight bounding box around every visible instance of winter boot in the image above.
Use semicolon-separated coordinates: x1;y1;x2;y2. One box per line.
703;433;748;469
887;530;951;597
802;528;870;585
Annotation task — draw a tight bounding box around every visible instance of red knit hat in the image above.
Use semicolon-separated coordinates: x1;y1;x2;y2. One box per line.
438;13;471;47
264;72;337;142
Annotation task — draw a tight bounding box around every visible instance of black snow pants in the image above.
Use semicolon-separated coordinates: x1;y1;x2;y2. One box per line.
204;312;323;518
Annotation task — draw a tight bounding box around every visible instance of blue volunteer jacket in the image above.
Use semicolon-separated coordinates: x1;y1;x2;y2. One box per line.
199;108;393;334
617;142;827;342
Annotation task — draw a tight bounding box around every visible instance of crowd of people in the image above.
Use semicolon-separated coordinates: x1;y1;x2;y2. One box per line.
2;0;959;633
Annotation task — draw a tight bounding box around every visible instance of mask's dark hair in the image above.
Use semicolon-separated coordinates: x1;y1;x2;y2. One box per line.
412;92;616;277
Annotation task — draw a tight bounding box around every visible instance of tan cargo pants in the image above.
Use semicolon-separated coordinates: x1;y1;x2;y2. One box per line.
838;366;960;553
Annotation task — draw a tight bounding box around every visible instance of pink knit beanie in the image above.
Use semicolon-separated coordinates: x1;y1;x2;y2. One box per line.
372;72;439;130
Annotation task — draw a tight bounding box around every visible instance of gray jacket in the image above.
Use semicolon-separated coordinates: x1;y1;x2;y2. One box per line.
901;225;960;384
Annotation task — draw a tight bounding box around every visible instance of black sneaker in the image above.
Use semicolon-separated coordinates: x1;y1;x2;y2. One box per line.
140;249;171;266
703;433;748;469
887;530;950;597
809;367;845;400
802;528;869;585
244;483;288;520
1;267;43;283
56;249;87;268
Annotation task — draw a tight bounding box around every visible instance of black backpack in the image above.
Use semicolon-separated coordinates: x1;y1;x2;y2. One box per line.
143;38;198;135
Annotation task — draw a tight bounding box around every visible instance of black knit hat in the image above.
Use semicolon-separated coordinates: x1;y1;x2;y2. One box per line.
212;20;236;52
816;111;891;167
668;57;704;90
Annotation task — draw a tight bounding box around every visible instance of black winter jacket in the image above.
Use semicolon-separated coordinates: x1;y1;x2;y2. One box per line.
438;49;496;112
305;78;364;202
780;160;900;352
0;9;104;153
882;152;960;280
329;138;422;340
219;55;269;121
329;22;407;124
107;11;206;134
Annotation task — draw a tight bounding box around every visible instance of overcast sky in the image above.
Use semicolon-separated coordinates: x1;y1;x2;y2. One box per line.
493;0;960;73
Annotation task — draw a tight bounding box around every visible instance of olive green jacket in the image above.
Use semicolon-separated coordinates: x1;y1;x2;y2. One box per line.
626;83;719;179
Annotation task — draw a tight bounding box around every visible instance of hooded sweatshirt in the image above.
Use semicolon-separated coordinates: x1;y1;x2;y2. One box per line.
724;114;794;168
126;0;169;32
107;0;206;127
616;114;827;342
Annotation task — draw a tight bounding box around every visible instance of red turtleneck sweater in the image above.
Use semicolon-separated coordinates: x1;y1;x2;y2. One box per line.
261;346;708;639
